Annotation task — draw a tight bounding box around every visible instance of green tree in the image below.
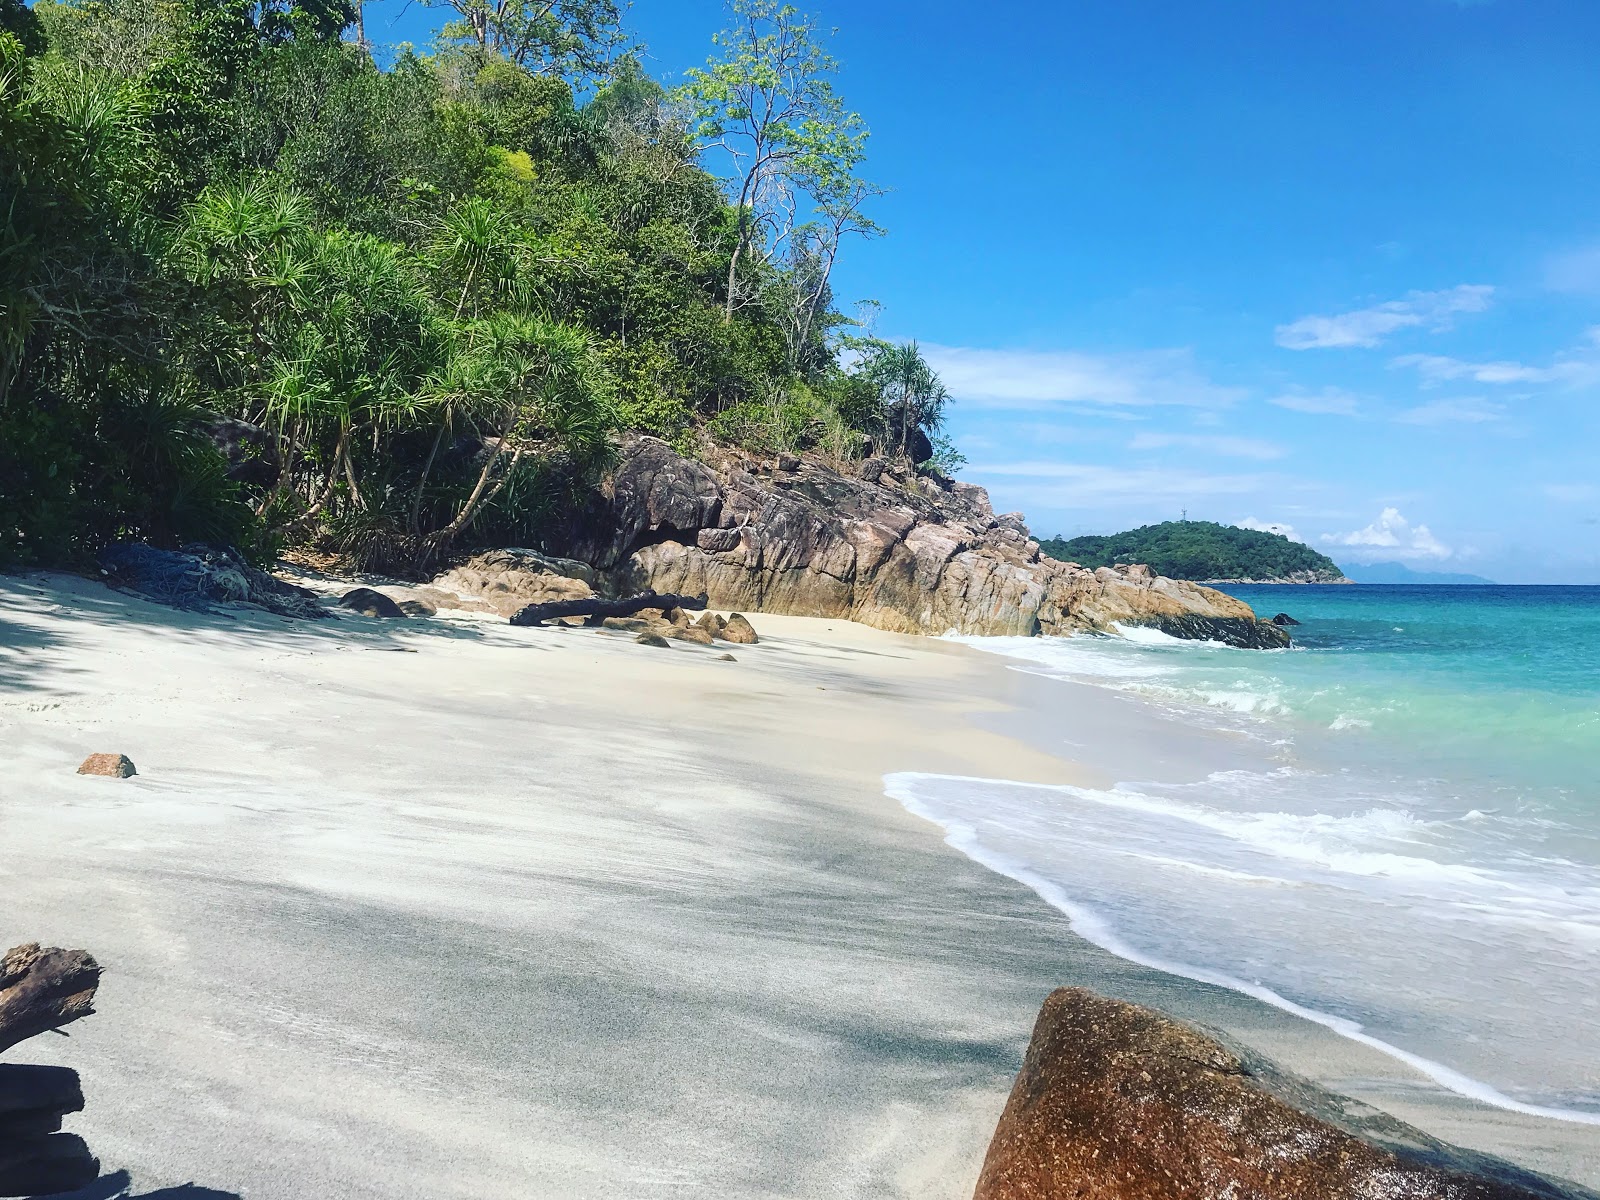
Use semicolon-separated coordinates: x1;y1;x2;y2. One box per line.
425;0;624;77
679;0;869;321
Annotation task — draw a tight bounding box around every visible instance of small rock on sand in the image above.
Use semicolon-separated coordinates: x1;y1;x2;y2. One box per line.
721;613;759;644
77;753;136;778
398;598;436;618
635;632;672;648
669;626;716;646
717;653;737;662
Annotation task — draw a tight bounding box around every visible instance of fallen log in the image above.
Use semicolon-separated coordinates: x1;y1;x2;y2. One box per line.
509;590;708;628
0;945;100;1056
0;947;102;1197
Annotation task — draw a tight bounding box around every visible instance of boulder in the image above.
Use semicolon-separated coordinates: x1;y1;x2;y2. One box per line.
668;625;716;646
1271;612;1301;626
339;588;406;619
973;988;1579;1200
75;754;135;779
694;611;727;636
634;632;671;648
431;549;596;618
397;599;437;618
721;613;759;644
546;438;1289;649
717;653;737;662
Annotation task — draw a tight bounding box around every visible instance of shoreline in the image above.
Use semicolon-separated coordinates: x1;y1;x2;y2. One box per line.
2;572;1595;1196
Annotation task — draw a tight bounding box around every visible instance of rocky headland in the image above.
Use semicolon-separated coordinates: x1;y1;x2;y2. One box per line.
519;437;1290;649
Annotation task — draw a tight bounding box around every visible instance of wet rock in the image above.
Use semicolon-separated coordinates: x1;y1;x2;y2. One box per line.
339;588;405;619
634;632;671;648
1271;611;1301;626
75;754;135;779
974;988;1578;1200
717;653;737;662
720;613;759;644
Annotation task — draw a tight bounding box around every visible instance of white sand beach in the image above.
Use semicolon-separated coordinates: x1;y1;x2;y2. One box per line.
2;572;1596;1199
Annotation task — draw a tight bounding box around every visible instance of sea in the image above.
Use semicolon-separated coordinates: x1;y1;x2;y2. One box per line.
887;584;1600;1123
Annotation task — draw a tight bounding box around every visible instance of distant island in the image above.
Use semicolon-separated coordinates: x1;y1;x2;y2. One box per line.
1039;521;1350;584
1342;562;1496;585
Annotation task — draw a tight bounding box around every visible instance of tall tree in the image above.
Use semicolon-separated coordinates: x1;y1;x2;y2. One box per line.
679;0;869;321
425;0;623;77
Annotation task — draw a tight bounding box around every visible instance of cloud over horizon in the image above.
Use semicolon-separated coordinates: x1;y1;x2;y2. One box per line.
1274;285;1493;351
1322;507;1452;561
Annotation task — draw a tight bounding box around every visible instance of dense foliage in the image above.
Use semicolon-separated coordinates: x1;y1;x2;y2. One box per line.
0;0;956;571
1040;522;1348;582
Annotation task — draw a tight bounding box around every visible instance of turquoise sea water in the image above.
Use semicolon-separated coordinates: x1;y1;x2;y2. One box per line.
890;585;1600;1121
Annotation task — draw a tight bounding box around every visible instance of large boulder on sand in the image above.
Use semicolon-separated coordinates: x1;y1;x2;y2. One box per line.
720;613;759;644
973;988;1580;1200
339;587;405;618
431;549;596;618
76;754;136;778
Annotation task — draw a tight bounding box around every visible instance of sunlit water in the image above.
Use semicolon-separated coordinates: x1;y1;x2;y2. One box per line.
890;585;1600;1121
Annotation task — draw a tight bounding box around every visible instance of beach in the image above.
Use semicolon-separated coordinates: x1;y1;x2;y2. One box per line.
2;572;1596;1199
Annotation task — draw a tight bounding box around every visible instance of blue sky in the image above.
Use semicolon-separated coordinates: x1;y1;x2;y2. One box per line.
365;0;1600;582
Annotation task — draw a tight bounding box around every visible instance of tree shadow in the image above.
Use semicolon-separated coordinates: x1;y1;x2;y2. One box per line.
42;1170;241;1200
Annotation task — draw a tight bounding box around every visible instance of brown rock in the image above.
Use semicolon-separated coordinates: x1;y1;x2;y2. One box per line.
720;613;759;644
974;988;1577;1200
634;632;671;648
717;653;737;661
553;438;1289;649
668;625;715;645
432;549;595;618
75;754;135;779
694;611;727;636
397;599;436;618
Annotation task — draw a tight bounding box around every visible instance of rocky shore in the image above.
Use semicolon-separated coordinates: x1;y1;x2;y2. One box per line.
535;438;1289;649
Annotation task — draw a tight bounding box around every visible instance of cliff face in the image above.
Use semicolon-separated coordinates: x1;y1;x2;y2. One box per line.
551;438;1288;648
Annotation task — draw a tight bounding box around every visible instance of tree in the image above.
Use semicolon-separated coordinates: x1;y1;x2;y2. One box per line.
425;0;624;77
866;340;948;463
679;0;869;321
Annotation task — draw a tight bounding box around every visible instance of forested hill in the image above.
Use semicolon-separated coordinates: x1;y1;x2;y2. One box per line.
0;0;958;572
1039;522;1350;583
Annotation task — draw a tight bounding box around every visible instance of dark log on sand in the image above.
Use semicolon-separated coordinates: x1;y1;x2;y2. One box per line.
0;946;101;1197
0;945;100;1056
509;590;708;627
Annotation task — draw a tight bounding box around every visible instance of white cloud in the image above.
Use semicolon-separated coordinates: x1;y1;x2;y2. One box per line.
1237;517;1303;542
1128;432;1287;460
921;345;1244;411
1388;353;1586;386
1545;483;1598;503
1393;397;1502;425
968;461;1271;508
1321;507;1452;561
1274;285;1493;350
1268;387;1363;416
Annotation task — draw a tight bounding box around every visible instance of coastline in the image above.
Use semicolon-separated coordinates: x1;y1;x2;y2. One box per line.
1;573;1595;1197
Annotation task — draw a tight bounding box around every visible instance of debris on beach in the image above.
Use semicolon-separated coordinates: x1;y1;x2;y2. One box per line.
75;753;136;778
0;943;102;1197
98;543;326;619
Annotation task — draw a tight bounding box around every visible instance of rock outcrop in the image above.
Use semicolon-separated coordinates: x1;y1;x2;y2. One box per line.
973;988;1585;1200
546;438;1288;648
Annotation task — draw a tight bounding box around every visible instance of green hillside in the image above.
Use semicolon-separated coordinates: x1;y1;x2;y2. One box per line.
1039;522;1348;582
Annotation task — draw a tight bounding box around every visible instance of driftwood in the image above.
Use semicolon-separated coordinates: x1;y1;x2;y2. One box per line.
0;945;101;1197
509;590;708;628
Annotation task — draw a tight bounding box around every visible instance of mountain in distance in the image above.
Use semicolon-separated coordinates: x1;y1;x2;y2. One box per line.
1039;521;1349;583
1342;561;1497;585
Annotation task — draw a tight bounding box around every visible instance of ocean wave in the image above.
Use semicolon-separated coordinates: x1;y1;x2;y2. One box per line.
885;769;1600;1124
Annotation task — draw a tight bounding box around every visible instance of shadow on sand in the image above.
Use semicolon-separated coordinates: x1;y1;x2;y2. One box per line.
42;1170;240;1200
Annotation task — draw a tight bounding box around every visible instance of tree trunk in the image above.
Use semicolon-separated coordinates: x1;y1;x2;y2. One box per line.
0;945;101;1198
509;590;708;627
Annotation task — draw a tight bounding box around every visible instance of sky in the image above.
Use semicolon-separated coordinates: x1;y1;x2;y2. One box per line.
363;0;1600;582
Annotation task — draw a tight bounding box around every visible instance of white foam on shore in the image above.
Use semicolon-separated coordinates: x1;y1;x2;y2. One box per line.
885;769;1600;1127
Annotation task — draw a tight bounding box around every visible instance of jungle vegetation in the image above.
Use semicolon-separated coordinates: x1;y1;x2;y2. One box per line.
1040;521;1349;582
0;0;958;571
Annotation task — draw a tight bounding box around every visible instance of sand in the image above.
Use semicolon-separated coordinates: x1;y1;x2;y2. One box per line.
1;572;1595;1199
